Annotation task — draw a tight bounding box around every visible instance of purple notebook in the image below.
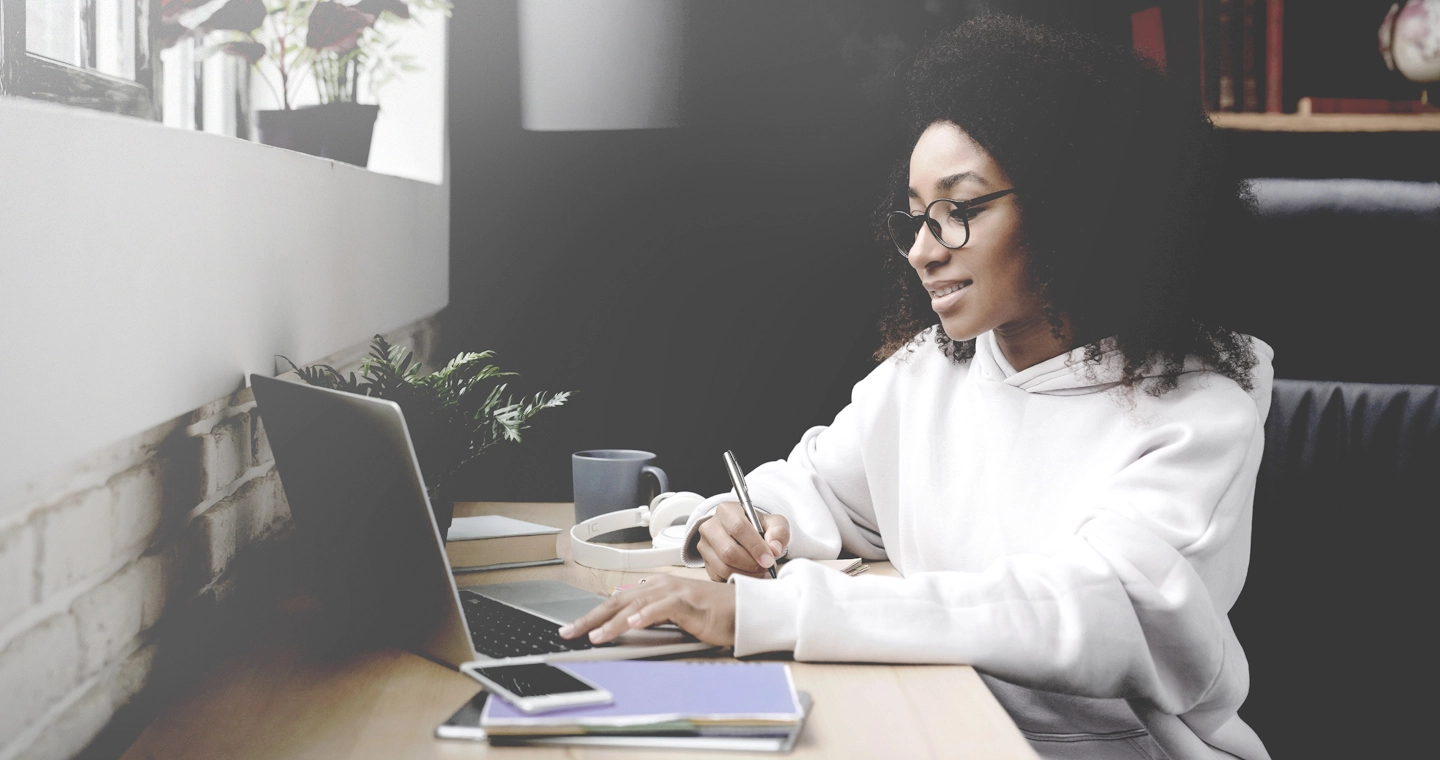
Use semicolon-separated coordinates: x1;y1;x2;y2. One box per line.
480;661;801;728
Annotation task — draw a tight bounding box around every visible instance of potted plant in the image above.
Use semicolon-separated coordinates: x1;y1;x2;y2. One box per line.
162;0;449;165
283;336;572;535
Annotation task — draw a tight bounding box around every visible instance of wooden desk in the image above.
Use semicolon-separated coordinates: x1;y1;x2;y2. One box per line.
122;503;1036;760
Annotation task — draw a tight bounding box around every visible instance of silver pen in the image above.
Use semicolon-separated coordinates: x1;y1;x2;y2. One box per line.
723;450;777;578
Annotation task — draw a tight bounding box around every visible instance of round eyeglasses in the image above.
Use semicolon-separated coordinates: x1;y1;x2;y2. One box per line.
886;188;1017;257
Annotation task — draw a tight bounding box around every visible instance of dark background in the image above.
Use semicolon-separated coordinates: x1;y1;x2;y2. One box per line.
444;0;1140;504
442;3;1436;757
444;0;1434;504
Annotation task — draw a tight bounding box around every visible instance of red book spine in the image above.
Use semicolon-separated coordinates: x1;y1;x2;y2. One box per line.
1198;1;1209;109
1300;97;1438;114
1200;1;1222;111
1217;0;1236;111
1265;0;1284;113
1242;0;1259;111
1131;6;1168;73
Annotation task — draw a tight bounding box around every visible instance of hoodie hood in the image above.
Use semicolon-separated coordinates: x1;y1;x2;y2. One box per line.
973;329;1275;400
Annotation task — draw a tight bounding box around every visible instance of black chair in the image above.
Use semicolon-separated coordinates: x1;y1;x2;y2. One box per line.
1232;378;1440;758
1236;178;1440;386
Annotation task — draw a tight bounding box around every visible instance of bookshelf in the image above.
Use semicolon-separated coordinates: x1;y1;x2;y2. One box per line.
1211;112;1440;132
1130;1;1440;175
1196;1;1429;111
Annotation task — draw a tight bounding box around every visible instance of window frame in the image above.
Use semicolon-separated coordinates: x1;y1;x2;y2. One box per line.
0;0;159;119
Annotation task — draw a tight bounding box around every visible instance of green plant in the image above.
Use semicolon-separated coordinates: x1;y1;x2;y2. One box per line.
282;335;571;500
164;0;451;110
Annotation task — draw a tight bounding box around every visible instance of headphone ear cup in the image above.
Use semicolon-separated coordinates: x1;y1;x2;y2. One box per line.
650;524;690;550
648;491;705;539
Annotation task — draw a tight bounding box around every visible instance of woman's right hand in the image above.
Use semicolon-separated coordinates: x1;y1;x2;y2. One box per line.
695;501;790;581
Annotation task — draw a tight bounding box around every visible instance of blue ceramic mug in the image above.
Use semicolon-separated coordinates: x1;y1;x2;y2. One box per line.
572;449;669;542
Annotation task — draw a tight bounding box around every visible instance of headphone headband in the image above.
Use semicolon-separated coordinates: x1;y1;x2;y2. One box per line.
569;492;706;571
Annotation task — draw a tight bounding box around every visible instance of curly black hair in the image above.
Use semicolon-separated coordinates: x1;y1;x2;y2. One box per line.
874;13;1259;394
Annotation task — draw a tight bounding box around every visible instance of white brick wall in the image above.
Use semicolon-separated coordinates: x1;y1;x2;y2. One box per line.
14;677;112;760
0;523;37;629
108;459;169;557
37;490;112;601
71;564;145;679
134;541;187;632
198;412;251;500
0;614;80;741
251;414;273;466
0;314;439;760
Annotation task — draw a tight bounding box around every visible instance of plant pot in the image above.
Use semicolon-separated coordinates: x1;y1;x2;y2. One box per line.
256;103;380;167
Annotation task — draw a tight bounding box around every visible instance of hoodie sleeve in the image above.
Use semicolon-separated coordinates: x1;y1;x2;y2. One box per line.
680;358;899;567
733;374;1270;740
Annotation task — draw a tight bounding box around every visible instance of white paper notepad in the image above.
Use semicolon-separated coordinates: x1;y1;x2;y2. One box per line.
446;515;561;542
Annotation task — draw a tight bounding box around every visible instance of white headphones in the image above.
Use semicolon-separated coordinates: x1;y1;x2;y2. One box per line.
570;491;707;570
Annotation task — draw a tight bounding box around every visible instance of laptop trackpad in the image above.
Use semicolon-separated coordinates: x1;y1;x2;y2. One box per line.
527;597;604;623
468;580;603;624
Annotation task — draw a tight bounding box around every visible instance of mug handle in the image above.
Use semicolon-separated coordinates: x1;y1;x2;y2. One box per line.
640;465;669;502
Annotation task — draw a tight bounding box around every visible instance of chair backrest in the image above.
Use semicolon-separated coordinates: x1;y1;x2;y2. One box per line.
1236;179;1440;385
1231;378;1440;757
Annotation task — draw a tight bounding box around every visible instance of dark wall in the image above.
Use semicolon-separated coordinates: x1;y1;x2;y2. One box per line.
444;1;1434;505
444;5;1434;756
444;1;1134;502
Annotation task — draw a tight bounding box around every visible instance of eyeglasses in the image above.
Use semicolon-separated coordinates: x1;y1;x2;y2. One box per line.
886;188;1018;257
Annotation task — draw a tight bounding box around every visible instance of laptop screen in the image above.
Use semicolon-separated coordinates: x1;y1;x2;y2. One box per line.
251;374;474;667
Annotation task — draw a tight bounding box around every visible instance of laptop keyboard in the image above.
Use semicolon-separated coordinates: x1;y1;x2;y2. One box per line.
459;589;614;658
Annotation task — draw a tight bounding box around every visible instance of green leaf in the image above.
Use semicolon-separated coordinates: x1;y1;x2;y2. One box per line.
284;334;571;497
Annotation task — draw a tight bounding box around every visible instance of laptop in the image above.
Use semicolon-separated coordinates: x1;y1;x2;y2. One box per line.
250;373;712;668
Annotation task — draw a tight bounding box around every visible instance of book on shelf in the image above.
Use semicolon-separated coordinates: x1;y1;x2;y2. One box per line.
1264;0;1283;113
1216;0;1237;111
1202;0;1282;114
1241;0;1261;112
1130;6;1167;73
1199;0;1218;110
1296;97;1440;115
444;514;561;572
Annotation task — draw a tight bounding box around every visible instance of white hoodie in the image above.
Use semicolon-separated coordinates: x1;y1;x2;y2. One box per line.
681;327;1274;760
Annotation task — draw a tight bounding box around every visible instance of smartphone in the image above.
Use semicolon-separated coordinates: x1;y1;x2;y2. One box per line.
434;691;488;741
459;662;613;714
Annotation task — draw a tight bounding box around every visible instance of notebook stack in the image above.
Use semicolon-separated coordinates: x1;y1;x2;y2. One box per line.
476;661;811;752
444;514;562;573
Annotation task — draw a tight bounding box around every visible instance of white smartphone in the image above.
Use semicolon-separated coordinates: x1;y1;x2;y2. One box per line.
460;662;613;714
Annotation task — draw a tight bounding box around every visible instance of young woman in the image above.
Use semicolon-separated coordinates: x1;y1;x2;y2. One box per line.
561;14;1271;760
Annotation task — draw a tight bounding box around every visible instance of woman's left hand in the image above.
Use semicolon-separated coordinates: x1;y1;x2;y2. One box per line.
558;575;737;647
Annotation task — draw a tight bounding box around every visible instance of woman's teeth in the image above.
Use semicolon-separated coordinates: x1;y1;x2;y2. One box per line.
931;282;969;297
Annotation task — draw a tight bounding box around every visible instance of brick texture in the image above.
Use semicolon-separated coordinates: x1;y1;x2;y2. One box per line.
13;678;111;760
0;317;435;760
199;412;251;499
109;638;158;709
38;489;112;600
108;459;166;557
272;470;292;526
156;435;204;523
191;496;238;583
0;614;80;741
0;521;38;629
134;542;190;631
252;413;273;466
71;563;145;679
240;469;284;548
185;467;286;588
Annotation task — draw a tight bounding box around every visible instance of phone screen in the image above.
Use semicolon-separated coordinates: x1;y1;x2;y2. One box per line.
473;664;597;697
